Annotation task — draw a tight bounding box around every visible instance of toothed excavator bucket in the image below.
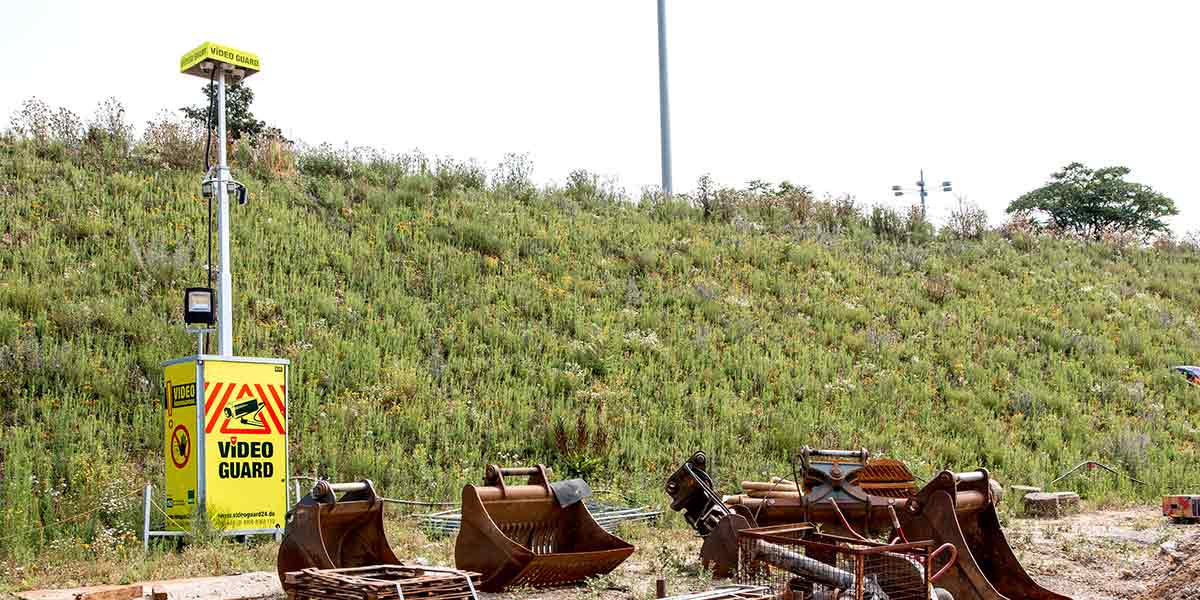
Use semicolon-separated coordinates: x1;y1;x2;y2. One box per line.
898;469;1071;600
454;465;634;592
276;480;399;589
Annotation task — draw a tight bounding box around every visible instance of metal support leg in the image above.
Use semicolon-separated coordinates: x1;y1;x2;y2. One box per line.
143;483;153;552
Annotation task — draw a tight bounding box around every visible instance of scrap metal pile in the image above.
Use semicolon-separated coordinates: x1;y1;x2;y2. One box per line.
275;450;1076;600
666;448;1072;600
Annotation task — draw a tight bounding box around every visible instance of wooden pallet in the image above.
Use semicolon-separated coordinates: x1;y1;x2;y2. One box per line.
285;564;481;600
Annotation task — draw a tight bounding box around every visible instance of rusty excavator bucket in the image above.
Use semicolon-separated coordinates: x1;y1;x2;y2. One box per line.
899;469;1071;600
455;464;634;592
276;480;399;589
670;449;1072;600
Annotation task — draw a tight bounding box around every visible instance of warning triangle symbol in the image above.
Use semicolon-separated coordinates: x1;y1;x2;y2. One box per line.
205;382;286;435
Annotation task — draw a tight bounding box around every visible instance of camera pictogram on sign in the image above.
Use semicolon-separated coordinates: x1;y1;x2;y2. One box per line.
204;382;286;435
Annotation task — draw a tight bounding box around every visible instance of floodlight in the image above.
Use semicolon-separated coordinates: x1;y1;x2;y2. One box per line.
184;287;216;325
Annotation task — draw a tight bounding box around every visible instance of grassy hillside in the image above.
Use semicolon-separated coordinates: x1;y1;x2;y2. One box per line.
2;131;1200;566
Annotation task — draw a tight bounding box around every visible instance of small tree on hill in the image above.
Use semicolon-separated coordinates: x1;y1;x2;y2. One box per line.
180;82;265;140
1008;162;1177;241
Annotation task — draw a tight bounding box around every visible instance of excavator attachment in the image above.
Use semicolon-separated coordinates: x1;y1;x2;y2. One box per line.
455;464;634;592
664;451;755;578
860;458;920;498
668;450;1072;600
899;470;1071;600
276;480;400;589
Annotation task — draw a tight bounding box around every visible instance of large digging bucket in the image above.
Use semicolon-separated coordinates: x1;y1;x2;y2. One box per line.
277;480;400;589
455;465;635;592
899;470;1071;600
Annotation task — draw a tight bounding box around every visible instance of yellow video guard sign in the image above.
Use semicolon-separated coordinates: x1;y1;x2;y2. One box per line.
202;359;288;531
163;361;199;530
180;41;260;79
161;357;288;533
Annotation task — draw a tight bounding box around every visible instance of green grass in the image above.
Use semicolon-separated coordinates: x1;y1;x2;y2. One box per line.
2;131;1200;574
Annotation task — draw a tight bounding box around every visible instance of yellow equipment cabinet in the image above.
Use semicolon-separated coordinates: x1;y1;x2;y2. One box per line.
160;355;290;536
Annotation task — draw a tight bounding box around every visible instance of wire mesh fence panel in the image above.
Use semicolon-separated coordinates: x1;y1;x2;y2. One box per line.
737;525;932;600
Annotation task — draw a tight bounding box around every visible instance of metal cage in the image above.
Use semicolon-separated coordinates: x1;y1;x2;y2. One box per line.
737;525;937;600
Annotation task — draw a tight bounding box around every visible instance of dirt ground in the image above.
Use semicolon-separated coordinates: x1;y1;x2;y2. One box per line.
1005;506;1200;600
8;505;1200;599
478;506;1200;600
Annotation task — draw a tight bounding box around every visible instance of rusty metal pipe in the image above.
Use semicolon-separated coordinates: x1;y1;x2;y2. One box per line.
954;471;987;484
493;466;541;477
474;485;555;501
757;543;856;589
756;542;890;600
725;490;990;529
740;482;803;492
744;491;803;499
726;491;989;512
802;447;870;462
321;481;371;494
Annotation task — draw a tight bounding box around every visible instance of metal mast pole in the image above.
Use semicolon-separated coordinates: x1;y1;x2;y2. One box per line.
216;67;233;356
918;168;927;216
656;0;673;196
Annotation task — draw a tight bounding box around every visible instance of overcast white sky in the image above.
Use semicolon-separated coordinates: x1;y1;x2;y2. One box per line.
3;1;1197;232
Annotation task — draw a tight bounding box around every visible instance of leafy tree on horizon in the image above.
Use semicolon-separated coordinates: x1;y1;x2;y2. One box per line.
180;82;266;140
1008;162;1178;241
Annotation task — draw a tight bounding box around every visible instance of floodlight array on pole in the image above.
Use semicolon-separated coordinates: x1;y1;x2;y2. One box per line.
892;169;952;216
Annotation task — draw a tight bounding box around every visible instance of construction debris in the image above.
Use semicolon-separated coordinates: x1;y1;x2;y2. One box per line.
737;524;945;600
1009;485;1043;501
454;464;635;591
1024;491;1082;518
1163;495;1200;523
283;565;481;600
659;585;773;599
666;448;1074;600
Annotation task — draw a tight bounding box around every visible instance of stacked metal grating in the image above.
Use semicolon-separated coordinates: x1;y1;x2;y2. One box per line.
736;525;933;600
419;500;661;536
283;565;481;600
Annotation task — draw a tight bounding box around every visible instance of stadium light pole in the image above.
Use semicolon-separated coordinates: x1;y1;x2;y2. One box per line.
657;0;673;196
